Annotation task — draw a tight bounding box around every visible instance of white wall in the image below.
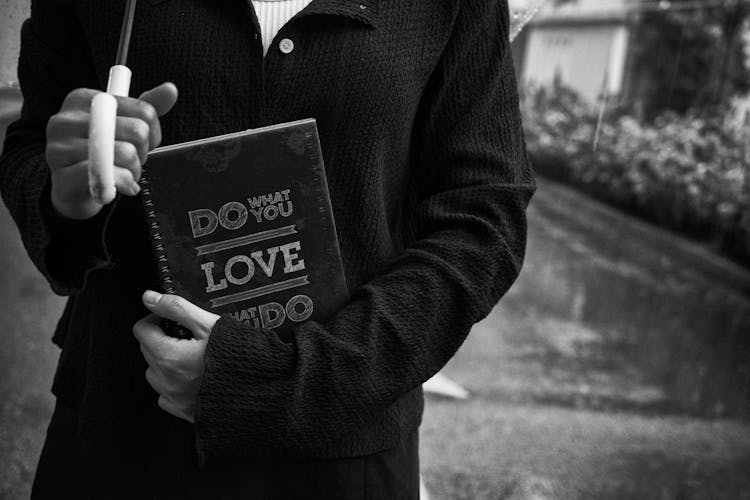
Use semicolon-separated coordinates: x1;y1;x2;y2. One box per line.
547;0;630;14
510;0;631;16
0;0;29;84
522;23;629;104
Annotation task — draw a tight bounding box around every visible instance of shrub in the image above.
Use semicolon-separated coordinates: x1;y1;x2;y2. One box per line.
521;81;750;266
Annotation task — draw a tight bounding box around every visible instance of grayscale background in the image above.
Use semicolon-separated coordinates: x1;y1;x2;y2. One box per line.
1;1;749;498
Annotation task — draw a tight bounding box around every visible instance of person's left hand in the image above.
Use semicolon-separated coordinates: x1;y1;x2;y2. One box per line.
133;290;220;423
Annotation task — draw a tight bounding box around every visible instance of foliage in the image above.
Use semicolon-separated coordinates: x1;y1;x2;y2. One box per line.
628;0;750;120
521;81;750;265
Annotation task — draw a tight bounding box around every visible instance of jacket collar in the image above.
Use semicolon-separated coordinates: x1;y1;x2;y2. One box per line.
295;0;378;29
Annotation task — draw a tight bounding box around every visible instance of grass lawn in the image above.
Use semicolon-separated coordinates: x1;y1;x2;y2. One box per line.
420;305;750;500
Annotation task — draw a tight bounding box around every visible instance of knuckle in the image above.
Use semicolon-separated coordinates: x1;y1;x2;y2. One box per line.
64;88;94;109
44;150;59;171
160;377;176;396
162;294;182;311
145;368;157;388
172;301;186;319
130;120;150;145
133;318;147;337
137;100;158;124
47;111;84;140
118;141;140;164
44;140;64;164
44;147;54;168
46;114;60;130
63;88;83;105
46;114;64;137
157;348;174;366
70;88;89;99
126;161;143;182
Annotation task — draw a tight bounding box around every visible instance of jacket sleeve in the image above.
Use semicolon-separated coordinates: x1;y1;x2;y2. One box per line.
195;0;536;463
0;1;113;296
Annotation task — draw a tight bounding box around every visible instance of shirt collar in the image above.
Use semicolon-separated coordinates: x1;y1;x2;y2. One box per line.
296;0;378;29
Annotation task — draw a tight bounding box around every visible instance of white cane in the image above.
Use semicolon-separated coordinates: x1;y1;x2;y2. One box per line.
88;0;137;205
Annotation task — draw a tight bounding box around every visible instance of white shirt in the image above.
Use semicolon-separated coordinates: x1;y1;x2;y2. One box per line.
252;0;314;56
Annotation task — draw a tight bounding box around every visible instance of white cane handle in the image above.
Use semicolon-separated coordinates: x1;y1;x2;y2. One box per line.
106;64;132;96
87;65;132;205
88;92;118;205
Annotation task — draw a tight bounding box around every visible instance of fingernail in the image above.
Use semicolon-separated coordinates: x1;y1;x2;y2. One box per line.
143;290;162;306
131;183;141;195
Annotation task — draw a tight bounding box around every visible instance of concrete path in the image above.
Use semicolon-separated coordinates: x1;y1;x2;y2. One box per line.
421;181;750;499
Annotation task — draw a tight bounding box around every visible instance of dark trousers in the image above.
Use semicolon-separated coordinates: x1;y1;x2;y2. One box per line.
32;400;420;499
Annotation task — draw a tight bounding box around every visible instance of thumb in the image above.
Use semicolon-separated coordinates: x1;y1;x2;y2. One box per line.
142;290;218;340
138;82;179;117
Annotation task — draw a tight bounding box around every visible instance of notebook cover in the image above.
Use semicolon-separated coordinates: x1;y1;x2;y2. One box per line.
140;118;348;335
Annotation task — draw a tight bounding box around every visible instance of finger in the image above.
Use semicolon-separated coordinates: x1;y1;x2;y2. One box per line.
46;111;89;141
114;140;142;182
158;396;194;423
50;161;105;218
137;82;178;150
142;290;219;340
157;396;172;413
138;82;179;117
113;166;140;196
133;313;178;356
51;160;139;201
46;138;88;171
145;367;165;393
139;342;163;371
115;116;150;164
112;82;178;151
138;82;178;150
112;99;159;152
146;368;177;400
60;88;99;112
52;98;154;155
51;161;90;200
114;83;178;121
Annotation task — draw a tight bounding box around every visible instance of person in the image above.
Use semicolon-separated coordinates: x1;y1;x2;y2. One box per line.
0;0;535;497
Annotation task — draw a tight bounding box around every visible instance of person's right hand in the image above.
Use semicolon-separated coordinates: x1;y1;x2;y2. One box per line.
45;82;179;220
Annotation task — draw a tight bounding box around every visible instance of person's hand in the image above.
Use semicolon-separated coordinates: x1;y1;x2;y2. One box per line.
133;290;220;423
45;82;179;220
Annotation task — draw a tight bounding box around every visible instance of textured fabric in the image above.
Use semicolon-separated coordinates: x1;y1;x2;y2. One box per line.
0;0;535;480
32;399;419;499
252;0;314;56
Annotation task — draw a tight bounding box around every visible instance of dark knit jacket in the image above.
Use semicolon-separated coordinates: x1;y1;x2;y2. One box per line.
1;0;534;470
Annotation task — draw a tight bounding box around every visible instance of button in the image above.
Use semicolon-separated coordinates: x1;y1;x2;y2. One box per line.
359;4;367;8
279;38;294;54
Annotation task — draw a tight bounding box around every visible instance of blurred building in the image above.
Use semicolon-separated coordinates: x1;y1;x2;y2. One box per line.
0;1;27;84
513;0;634;104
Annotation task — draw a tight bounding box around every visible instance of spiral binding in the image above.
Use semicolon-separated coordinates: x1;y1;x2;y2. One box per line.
139;172;189;338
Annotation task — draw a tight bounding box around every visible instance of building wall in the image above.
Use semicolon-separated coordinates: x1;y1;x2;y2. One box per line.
545;0;630;15
521;23;629;104
0;0;29;84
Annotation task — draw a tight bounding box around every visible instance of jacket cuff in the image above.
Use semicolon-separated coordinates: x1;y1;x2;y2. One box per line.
39;174;116;294
194;315;295;465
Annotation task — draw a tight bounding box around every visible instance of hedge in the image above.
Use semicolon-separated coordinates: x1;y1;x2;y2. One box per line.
521;82;750;266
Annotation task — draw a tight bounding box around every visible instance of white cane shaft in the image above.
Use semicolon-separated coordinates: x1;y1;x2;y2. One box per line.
88;92;118;205
106;65;132;97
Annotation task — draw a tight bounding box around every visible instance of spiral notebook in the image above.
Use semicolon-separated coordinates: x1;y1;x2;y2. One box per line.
139;118;348;337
